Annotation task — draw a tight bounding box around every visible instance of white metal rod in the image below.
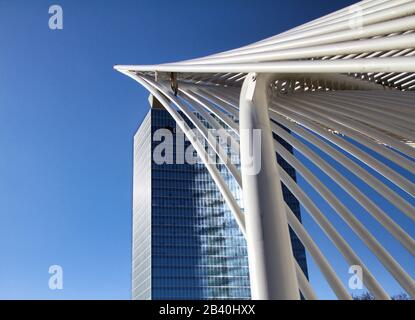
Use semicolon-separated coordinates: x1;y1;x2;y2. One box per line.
181;0;415;63
196;88;239;118
179;90;240;156
294;260;318;300
182;87;240;134
285;204;352;300
254;0;414;42
278;167;390;299
309;95;415;140
202;86;240;113
272;100;415;196
270;119;415;256
187;0;410;61
186;16;415;63
149;88;319;299
283;95;415;160
239;73;300;300
114;56;415;74
181;34;415;66
193;85;415;222
274;139;415;297
141;76;243;188
313;92;415;134
295;90;415;127
120;70;247;236
220;0;384;52
252;0;406;41
338;91;415;117
268;106;415;222
272;0;398;36
270;109;415;223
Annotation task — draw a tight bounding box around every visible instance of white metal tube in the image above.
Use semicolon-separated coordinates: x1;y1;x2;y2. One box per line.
309;95;415;140
203;86;240;113
270;109;415;221
337;91;415;118
240;73;300;299
274;139;415;297
181;34;415;66
217;0;384;53
284;95;415;155
141;76;244;188
114;56;415;74
285;204;352;300
149;88;319;299
283;95;415;161
278;168;390;299
249;0;415;44
193;85;415;221
120;70;247;236
271;0;396;37
270;119;415;256
272;100;415;196
312;92;415;135
182;87;240;134
186;0;410;61
294;260;318;300
179;0;415;63
138;84;319;299
196;88;239;118
179;89;240;156
191;85;415;223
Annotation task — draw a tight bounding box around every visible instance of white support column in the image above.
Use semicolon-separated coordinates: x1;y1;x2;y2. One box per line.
239;73;300;300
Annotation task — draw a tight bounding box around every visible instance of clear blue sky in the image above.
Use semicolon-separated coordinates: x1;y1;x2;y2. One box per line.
0;0;413;300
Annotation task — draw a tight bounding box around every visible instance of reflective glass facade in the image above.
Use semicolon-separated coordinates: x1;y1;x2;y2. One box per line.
132;107;307;300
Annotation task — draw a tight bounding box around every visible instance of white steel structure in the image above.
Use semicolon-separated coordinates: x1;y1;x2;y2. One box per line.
115;0;415;300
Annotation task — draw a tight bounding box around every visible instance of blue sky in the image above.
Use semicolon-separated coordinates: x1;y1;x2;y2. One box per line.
0;0;413;299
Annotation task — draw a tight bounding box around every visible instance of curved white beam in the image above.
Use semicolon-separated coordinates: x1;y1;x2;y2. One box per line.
178;90;240;156
274;139;415;297
120;70;247;236
115;56;415;74
269;118;415;256
184;0;415;61
285;203;352;300
239;73;300;299
180;34;415;66
270;103;415;198
278;167;390;299
179;87;240;136
269;109;415;223
279;96;415;160
140;76;243;188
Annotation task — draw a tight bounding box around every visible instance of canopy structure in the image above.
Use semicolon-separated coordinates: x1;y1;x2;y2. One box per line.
115;0;415;300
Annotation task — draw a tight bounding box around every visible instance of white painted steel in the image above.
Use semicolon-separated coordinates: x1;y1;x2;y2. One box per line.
115;0;415;300
239;73;300;299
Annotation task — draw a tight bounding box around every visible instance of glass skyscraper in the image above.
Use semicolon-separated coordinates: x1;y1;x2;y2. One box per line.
132;103;307;300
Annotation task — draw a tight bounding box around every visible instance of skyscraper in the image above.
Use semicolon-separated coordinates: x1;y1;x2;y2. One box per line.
132;99;307;300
